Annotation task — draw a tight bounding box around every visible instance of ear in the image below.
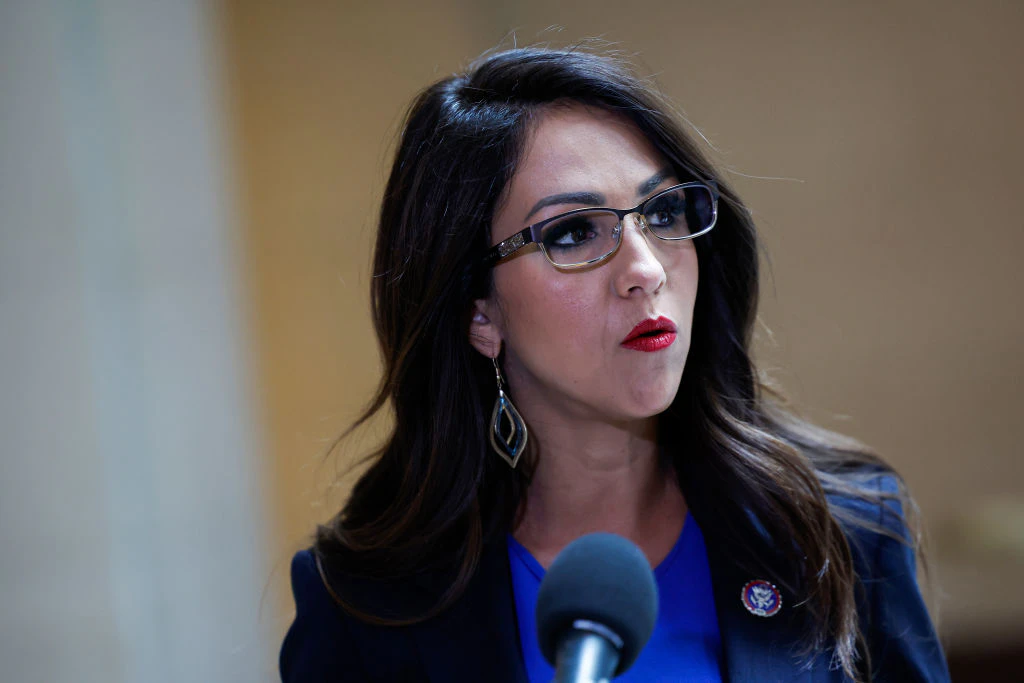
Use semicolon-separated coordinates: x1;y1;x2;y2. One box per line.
468;298;504;359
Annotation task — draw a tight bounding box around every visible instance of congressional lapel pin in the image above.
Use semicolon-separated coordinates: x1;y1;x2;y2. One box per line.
741;579;782;617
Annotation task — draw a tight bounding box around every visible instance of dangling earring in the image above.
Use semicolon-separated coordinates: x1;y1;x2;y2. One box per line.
489;356;528;468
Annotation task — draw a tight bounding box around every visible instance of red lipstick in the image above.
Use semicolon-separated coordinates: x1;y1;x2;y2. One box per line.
621;316;678;352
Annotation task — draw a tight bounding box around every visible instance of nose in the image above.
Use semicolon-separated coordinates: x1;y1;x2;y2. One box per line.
612;212;667;297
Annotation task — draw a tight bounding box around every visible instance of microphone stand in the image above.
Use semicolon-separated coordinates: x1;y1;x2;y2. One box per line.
552;619;624;683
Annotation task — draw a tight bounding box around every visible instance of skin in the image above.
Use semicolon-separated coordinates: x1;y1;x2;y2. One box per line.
469;103;698;569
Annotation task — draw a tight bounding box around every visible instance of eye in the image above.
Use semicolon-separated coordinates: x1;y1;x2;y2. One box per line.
544;214;602;250
644;192;687;232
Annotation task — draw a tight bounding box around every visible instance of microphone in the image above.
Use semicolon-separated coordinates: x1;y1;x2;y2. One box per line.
535;533;659;682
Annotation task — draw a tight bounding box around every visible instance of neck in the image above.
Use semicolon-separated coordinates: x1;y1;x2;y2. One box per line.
512;413;687;568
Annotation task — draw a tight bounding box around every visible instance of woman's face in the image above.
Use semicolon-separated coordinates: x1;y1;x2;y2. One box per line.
471;104;699;425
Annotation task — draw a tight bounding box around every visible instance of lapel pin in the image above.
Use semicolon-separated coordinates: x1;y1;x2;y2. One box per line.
741;579;782;617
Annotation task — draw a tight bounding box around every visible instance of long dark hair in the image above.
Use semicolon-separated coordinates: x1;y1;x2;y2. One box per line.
314;45;918;681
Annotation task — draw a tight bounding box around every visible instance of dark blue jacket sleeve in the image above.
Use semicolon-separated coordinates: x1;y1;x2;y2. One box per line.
856;476;950;682
279;550;368;682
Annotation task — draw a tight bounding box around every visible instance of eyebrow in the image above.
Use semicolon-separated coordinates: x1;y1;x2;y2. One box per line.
522;167;676;223
523;191;605;222
636;168;674;197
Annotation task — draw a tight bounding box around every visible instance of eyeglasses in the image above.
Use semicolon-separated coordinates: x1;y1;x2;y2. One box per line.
483;181;719;270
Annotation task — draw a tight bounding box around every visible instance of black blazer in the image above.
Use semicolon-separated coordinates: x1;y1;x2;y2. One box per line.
280;483;949;682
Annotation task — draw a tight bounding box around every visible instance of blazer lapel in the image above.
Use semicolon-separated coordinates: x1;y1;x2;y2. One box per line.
708;543;842;683
410;540;528;683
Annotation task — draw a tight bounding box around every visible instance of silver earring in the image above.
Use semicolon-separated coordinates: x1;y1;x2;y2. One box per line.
489;357;527;468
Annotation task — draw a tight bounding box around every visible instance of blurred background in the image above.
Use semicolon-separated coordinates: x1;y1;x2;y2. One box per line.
2;0;1021;680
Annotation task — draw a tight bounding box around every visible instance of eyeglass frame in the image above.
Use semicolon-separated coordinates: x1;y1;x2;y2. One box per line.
482;180;720;270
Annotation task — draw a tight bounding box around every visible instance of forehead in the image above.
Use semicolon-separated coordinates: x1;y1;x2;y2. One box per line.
506;104;668;207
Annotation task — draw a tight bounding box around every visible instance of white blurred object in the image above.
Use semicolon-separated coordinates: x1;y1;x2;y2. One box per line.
0;1;275;682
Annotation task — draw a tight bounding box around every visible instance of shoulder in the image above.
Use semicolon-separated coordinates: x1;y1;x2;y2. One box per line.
280;550;426;682
279;550;366;681
827;473;951;682
286;550;335;618
828;472;911;562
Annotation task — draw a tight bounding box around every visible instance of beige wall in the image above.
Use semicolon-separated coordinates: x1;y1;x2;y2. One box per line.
222;0;1024;649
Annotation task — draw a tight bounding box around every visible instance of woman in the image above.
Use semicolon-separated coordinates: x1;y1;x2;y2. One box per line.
279;46;949;682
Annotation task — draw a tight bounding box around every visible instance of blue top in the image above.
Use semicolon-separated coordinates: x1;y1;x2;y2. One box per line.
507;514;724;682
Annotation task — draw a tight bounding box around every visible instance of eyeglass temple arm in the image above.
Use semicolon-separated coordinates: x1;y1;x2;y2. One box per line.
483;226;536;267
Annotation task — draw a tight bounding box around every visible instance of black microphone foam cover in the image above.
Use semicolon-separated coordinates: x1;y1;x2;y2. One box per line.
535;532;659;676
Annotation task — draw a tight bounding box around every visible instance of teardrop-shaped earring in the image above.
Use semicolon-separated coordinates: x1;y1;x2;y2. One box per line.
489;356;528;468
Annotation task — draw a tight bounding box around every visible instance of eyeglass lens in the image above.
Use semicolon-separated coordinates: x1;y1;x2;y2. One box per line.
538;184;714;267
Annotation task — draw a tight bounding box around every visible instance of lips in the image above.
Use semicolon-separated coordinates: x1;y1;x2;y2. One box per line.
621;316;678;352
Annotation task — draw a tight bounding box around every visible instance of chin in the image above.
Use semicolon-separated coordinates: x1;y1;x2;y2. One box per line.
619;390;679;422
623;375;683;416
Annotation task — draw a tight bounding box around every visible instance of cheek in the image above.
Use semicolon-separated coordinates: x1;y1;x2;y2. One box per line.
494;266;602;354
671;248;700;311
